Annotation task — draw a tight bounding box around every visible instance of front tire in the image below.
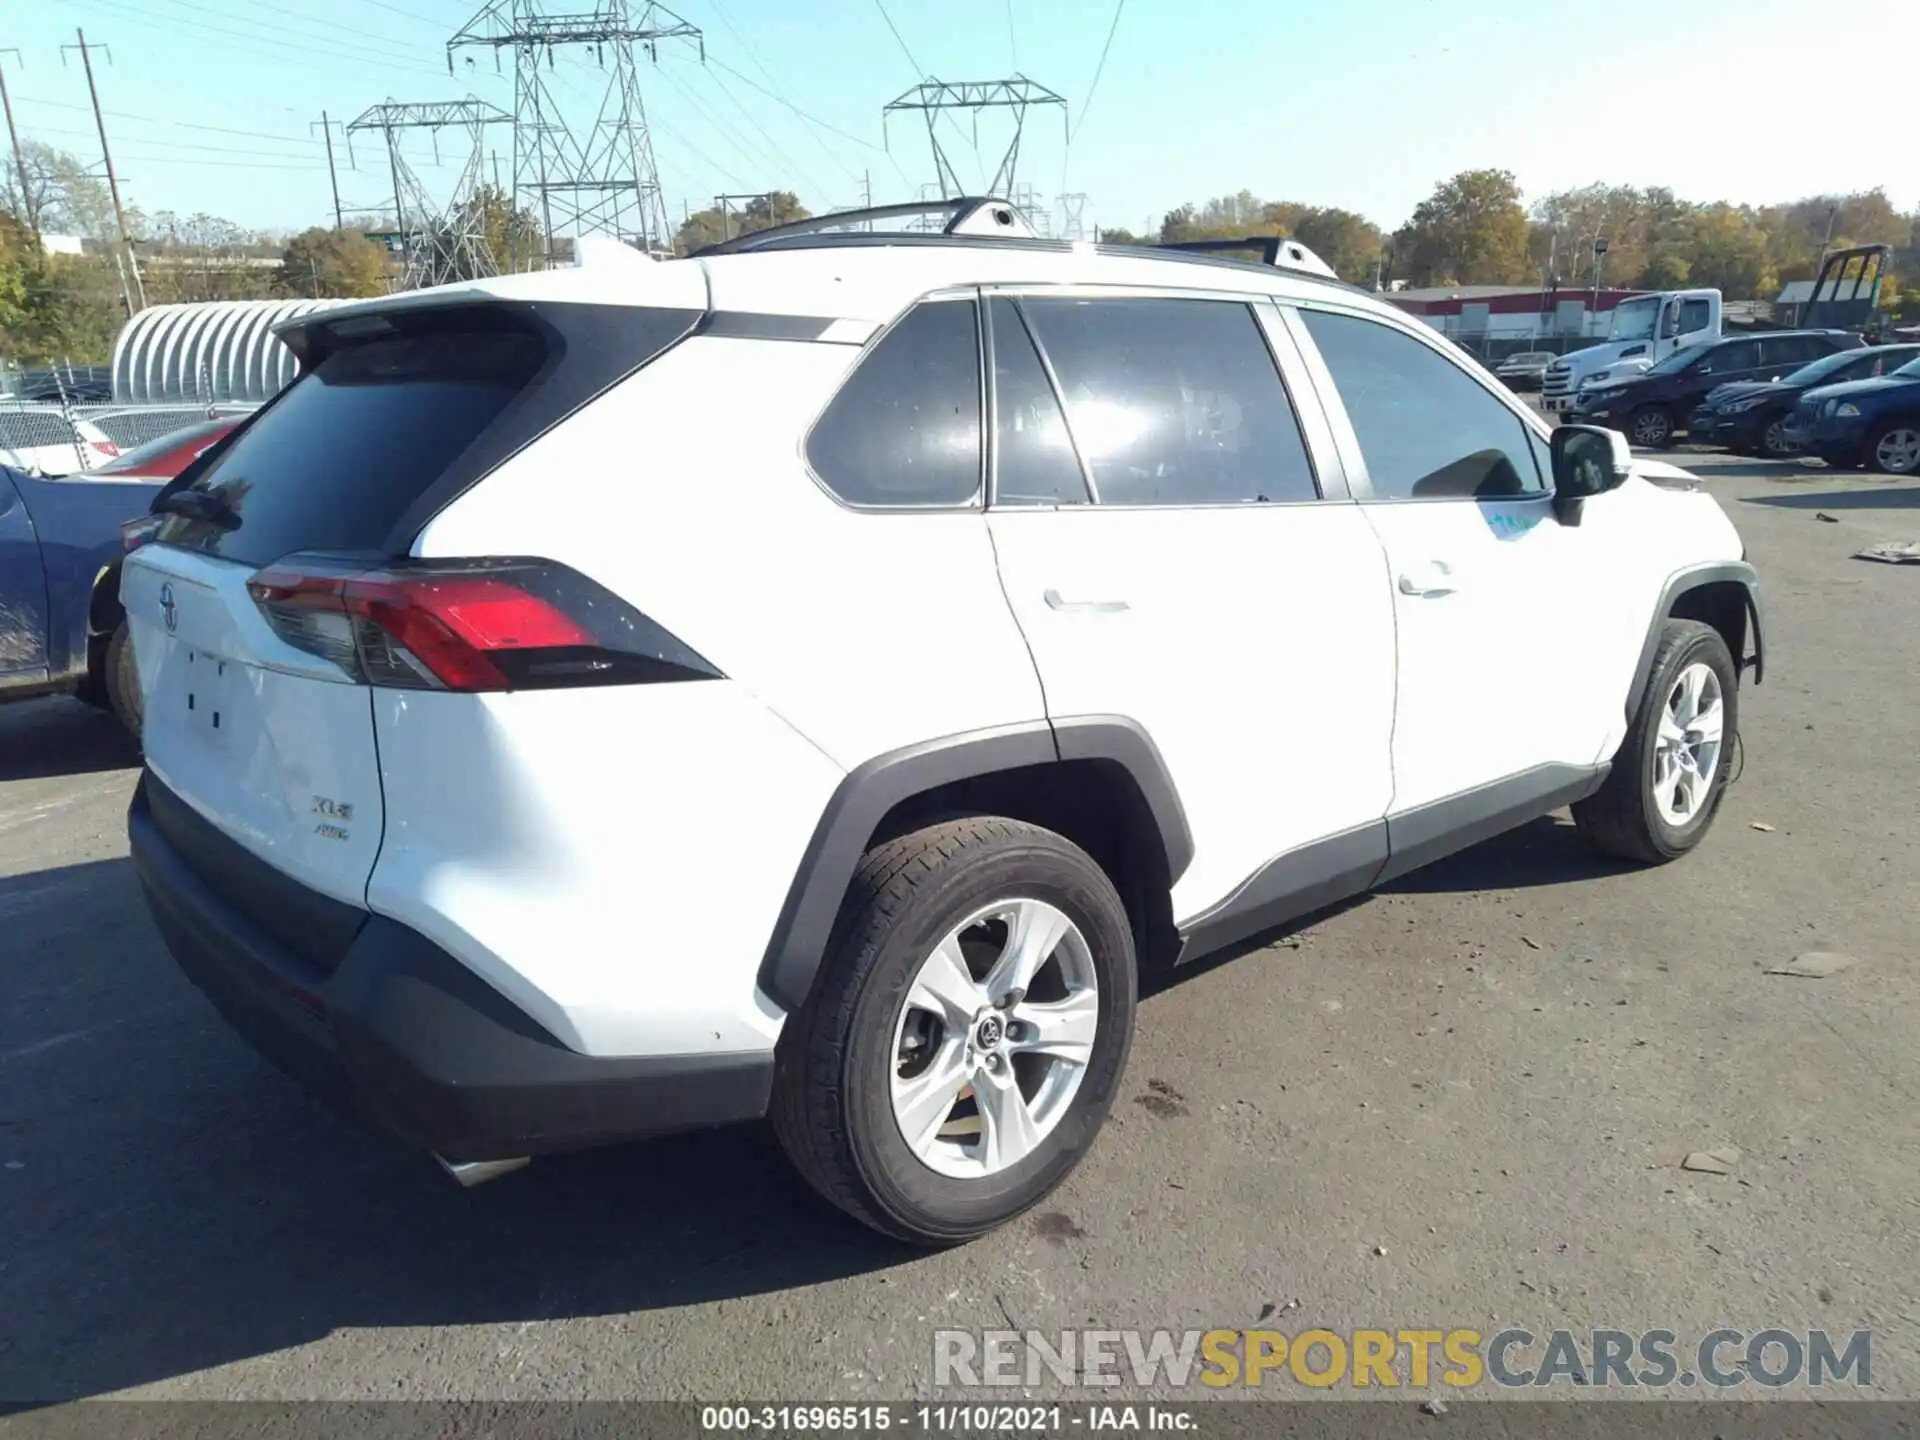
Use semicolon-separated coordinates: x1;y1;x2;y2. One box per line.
1574;620;1737;864
1759;413;1794;458
771;817;1136;1246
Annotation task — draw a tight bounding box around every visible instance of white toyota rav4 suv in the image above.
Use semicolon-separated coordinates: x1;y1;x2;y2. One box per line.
123;200;1763;1246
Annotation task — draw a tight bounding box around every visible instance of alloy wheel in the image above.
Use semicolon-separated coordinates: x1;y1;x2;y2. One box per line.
1632;408;1672;447
889;898;1098;1179
1761;418;1789;457
1874;426;1920;474
1653;662;1725;827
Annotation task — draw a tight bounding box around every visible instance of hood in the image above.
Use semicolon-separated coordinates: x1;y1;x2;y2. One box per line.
1627;457;1702;490
1553;341;1652;376
1800;373;1919;406
1704;380;1783;408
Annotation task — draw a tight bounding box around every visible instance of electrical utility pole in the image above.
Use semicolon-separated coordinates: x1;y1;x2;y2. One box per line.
713;191;774;243
0;50;37;234
312;111;346;230
65;29;144;312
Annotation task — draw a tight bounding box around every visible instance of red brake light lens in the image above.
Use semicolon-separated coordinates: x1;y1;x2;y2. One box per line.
246;557;720;693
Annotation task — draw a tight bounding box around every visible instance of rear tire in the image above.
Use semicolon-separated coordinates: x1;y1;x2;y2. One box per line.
1574;620;1737;864
1866;420;1920;475
1630;405;1676;448
771;817;1135;1246
105;621;142;740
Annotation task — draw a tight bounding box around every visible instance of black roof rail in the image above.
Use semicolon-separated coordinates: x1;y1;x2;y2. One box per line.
696;196;1039;255
691;197;1351;286
1148;235;1337;280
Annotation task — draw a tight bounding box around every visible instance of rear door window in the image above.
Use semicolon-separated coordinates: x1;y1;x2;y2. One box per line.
1697;340;1758;376
988;298;1089;506
1017;297;1319;506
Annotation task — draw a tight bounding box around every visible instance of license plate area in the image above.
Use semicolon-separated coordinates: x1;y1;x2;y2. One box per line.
175;647;235;751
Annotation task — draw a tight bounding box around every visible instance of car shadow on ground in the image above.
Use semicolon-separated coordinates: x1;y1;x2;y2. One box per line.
1141;815;1632;999
0;697;140;783
0;855;914;1405
1741;485;1920;511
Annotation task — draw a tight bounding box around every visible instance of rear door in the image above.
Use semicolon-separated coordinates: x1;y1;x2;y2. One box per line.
983;292;1398;923
121;300;699;903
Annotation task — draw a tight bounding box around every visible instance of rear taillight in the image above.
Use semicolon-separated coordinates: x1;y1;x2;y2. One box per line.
245;556;721;692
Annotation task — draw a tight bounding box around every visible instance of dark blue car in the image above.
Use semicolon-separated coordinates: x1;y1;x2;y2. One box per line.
0;463;163;733
1792;355;1920;475
1688;343;1920;458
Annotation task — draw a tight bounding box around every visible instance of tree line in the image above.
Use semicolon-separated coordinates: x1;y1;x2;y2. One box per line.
1102;170;1917;307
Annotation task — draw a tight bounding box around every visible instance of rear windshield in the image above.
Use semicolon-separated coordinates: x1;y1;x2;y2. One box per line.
155;326;546;566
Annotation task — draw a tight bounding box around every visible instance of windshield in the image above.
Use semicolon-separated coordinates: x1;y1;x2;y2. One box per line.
1607;297;1659;341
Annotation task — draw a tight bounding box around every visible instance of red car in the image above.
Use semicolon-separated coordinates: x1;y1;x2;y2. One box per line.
90;417;240;481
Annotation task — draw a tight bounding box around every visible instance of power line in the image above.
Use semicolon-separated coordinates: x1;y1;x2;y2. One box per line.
155;0;422;58
705;55;879;151
54;0;470;84
15;94;326;145
1005;0;1017;67
692;62;829;196
1070;0;1126;145
872;0;924;76
696;1;866;182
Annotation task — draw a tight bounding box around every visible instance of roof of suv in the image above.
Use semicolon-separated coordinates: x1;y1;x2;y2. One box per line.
277;201;1392;347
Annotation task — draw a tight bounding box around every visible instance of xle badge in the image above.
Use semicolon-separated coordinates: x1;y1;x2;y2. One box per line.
313;795;353;841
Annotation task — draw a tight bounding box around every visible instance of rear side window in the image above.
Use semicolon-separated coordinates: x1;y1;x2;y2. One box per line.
1299;308;1544;500
807;300;983;508
1698;340;1757;375
1017;297;1319;506
157;327;545;566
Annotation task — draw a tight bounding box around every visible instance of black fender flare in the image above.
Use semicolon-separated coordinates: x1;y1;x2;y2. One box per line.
1625;560;1765;720
756;716;1193;1013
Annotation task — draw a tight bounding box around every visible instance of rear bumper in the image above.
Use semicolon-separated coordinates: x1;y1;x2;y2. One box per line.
129;772;772;1162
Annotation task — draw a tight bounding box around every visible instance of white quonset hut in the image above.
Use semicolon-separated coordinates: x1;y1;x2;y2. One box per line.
109;298;350;405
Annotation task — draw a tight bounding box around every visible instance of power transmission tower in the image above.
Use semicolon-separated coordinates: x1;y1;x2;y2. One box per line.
1010;182;1051;236
347;98;513;290
448;0;701;260
883;76;1066;199
1056;191;1088;242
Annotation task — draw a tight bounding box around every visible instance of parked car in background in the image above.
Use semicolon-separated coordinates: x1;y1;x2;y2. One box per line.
1493;351;1556;391
1688;344;1920;457
1793;354;1920;475
90;417;242;481
0;408;121;475
1;366;114;404
0;462;159;734
1571;330;1865;447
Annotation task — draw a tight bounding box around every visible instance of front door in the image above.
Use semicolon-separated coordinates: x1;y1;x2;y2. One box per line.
1288;304;1616;865
981;292;1398;924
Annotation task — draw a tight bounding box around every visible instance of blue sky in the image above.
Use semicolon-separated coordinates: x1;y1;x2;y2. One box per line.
6;0;1914;238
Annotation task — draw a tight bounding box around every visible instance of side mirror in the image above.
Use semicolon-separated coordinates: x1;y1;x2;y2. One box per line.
1550;424;1633;526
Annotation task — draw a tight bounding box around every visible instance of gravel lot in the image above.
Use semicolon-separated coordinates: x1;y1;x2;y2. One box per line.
3;452;1916;1404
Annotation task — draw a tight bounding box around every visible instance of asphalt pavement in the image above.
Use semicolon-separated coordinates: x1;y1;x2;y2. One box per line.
2;452;1917;1404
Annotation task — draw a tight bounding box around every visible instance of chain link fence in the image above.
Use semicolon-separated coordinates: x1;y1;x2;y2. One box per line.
1;398;258;475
